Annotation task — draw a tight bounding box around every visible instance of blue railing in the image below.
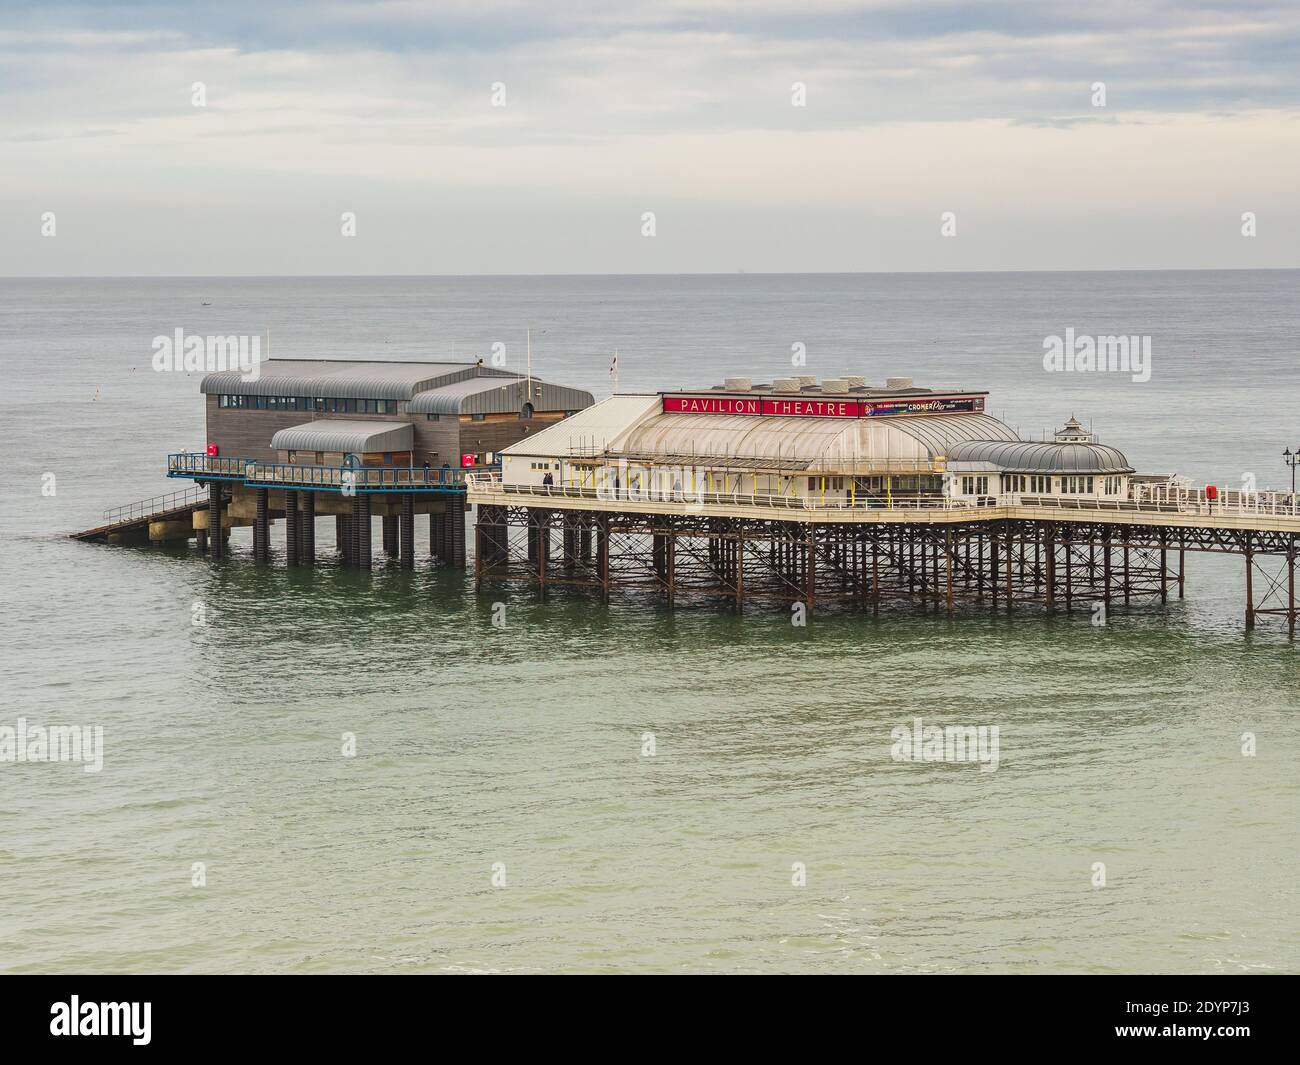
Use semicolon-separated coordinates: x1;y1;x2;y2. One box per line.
167;453;475;491
245;462;468;490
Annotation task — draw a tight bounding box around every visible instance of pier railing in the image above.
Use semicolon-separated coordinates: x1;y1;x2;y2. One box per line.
245;462;469;490
466;472;1300;521
168;453;255;479
168;453;472;490
465;473;986;512
103;485;207;525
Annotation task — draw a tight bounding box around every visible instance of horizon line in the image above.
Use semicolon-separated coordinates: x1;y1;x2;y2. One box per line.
4;266;1299;281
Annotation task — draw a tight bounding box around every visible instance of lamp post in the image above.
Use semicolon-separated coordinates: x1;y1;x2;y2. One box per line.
1285;447;1300;496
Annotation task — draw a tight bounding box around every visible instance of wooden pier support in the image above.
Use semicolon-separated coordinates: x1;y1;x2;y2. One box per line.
355;493;372;571
254;487;269;563
430;509;446;562
208;484;224;559
448;493;466;568
399;493;415;569
300;491;315;566
285;489;299;566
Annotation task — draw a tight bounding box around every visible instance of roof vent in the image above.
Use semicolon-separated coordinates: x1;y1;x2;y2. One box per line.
796;375;817;387
821;377;850;392
843;375;866;388
772;378;801;392
723;377;752;391
886;376;914;389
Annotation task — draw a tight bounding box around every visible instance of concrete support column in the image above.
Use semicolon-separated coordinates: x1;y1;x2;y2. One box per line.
449;492;466;567
254;487;269;563
208;483;224;560
430;509;446;561
355;493;372;571
383;514;399;557
300;491;315;566
400;493;415;569
336;515;347;562
285;490;299;566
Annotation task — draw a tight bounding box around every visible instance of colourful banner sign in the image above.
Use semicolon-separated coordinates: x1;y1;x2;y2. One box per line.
662;394;984;418
861;396;985;417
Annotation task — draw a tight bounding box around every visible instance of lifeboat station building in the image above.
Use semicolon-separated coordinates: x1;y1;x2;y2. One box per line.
497;376;1134;505
162;358;593;567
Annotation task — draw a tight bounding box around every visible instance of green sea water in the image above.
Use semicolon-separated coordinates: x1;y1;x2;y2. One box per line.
1;273;1297;973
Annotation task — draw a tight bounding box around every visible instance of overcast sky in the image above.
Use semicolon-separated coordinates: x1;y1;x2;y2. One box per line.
4;0;1299;275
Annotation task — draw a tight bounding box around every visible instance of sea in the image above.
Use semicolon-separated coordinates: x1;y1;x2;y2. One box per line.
0;271;1296;973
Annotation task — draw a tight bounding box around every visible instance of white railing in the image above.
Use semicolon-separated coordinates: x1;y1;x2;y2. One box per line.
466;473;985;511
467;472;1300;521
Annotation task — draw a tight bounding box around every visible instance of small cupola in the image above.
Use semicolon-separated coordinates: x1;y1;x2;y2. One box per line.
1054;415;1094;443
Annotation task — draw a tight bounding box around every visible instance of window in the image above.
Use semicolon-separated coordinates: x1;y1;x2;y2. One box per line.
471;413;486;422
1062;476;1095;494
1001;474;1026;492
1104;476;1122;495
382;452;393;465
961;475;989;496
426;413;440;421
1029;475;1052;494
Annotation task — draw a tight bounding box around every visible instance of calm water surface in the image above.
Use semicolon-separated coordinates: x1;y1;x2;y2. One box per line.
0;272;1296;973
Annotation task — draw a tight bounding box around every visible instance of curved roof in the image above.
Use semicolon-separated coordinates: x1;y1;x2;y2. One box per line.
501;395;663;456
947;439;1133;473
202;359;515;400
408;376;594;415
270;420;413;454
610;411;1019;470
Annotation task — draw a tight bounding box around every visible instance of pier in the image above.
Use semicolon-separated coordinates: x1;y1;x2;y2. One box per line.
70;364;1300;634
467;474;1300;631
466;378;1300;634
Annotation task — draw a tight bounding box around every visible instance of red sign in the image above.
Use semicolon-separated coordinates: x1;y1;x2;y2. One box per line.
761;397;858;418
206;443;219;457
862;396;985;417
662;394;984;418
461;453;477;468
663;396;761;415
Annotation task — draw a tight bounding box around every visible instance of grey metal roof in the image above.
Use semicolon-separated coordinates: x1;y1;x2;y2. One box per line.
608;410;1021;470
270;420;414;454
880;413;1018;453
408;376;595;415
947;439;1134;474
201;359;516;400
